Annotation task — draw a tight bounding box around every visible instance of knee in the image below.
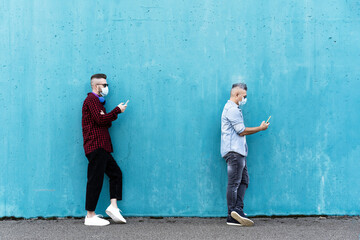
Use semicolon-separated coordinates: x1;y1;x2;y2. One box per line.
228;181;241;190
241;183;248;189
109;167;122;181
116;168;122;179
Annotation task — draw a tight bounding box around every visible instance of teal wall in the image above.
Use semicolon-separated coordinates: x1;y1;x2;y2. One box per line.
1;0;360;218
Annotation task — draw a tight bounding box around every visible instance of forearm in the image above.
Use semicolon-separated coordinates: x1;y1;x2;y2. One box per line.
97;107;121;125
239;126;263;136
89;104;121;126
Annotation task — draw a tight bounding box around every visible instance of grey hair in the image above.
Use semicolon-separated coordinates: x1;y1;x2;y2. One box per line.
232;83;247;91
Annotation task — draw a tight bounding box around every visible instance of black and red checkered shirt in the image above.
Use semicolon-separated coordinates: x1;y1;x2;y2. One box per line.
82;92;122;155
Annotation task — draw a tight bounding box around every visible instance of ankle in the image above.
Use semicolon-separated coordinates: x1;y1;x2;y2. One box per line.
110;203;118;209
110;199;118;209
87;211;96;218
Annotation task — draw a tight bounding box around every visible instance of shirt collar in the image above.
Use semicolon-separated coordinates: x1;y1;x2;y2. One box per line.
227;100;238;107
227;100;242;111
91;92;100;98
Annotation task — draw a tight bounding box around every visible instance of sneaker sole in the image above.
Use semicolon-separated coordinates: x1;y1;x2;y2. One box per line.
227;222;243;226
84;221;110;226
105;210;126;224
231;211;254;226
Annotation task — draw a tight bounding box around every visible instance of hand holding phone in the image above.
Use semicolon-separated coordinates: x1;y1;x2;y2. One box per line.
118;101;128;112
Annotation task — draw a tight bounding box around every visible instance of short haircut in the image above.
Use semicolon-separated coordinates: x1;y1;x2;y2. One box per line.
91;73;107;80
232;83;247;91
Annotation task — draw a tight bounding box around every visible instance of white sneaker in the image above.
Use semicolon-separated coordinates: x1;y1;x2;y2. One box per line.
105;205;126;223
84;215;110;226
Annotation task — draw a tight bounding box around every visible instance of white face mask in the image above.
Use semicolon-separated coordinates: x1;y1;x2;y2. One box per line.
100;86;109;97
239;96;247;106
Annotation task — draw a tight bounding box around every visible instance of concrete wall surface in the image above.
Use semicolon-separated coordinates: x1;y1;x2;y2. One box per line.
1;0;359;217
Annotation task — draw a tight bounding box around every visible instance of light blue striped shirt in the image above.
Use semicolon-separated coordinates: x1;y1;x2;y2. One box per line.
221;100;248;157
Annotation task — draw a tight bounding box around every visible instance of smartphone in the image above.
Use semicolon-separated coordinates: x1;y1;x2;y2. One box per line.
125;100;129;105
266;116;271;123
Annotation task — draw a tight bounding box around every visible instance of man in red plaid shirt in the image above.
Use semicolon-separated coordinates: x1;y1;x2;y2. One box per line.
82;73;128;226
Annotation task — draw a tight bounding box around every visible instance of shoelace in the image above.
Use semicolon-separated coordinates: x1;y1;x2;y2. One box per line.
112;207;123;214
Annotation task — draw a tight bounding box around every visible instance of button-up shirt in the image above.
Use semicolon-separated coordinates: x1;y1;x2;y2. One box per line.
221;100;248;157
82;92;122;155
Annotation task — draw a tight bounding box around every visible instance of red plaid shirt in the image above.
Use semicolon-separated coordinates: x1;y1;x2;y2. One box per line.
82;92;122;155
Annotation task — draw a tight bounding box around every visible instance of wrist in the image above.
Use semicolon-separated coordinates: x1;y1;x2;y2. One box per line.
116;106;122;113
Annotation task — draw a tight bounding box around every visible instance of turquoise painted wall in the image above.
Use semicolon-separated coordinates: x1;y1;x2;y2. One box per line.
1;0;360;218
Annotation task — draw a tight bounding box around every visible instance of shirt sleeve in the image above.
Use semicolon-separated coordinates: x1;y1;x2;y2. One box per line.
226;107;246;134
87;98;122;126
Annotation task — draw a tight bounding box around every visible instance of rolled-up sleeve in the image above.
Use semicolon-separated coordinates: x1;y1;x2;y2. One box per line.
226;107;245;134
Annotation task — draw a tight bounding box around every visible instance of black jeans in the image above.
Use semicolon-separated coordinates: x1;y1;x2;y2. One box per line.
85;148;122;211
224;152;249;216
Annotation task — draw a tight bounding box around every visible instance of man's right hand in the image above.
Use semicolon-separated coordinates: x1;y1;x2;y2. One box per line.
118;103;127;112
260;121;270;131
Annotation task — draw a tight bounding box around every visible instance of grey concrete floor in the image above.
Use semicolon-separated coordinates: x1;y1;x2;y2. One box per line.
0;216;360;240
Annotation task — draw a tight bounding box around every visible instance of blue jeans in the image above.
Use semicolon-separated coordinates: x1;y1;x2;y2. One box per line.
224;152;249;215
